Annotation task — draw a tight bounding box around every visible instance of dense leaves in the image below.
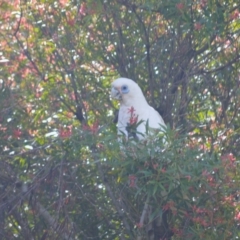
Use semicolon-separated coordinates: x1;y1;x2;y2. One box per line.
0;0;239;239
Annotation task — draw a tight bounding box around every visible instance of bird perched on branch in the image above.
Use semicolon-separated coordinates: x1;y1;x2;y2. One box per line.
111;77;166;141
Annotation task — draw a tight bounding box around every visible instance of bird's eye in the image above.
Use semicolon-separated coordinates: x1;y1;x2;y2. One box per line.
121;85;129;94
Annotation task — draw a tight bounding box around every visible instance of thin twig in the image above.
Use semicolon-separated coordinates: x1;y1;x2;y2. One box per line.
139;195;150;226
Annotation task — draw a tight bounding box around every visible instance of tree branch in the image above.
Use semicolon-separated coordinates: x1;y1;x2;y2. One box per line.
203;53;240;74
132;7;155;105
95;158;132;239
35;202;74;240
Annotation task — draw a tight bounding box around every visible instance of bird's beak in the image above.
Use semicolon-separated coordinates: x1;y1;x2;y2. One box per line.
111;87;121;100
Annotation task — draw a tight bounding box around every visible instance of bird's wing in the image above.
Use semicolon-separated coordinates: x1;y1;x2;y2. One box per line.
132;105;165;139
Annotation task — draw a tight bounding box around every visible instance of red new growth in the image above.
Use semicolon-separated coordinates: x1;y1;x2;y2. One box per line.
59;126;72;138
136;222;143;228
13;128;22;139
176;3;184;10
79;3;87;16
185;175;191;180
127;106;135;115
83;121;99;135
221;153;236;164
230;10;240;20
194;23;203;31
152;163;158;169
128;175;137;188
128;107;138;125
162;201;175;211
235;211;240;221
161;167;166;173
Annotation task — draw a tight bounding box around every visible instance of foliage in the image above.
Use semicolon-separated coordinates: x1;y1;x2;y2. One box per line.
0;0;239;239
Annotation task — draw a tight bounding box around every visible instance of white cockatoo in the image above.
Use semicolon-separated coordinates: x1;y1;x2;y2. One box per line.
111;77;166;141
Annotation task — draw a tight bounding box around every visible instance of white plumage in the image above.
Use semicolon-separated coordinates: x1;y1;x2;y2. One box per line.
111;78;166;140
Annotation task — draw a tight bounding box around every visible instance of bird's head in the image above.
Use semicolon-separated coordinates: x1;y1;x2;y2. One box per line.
111;78;147;106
